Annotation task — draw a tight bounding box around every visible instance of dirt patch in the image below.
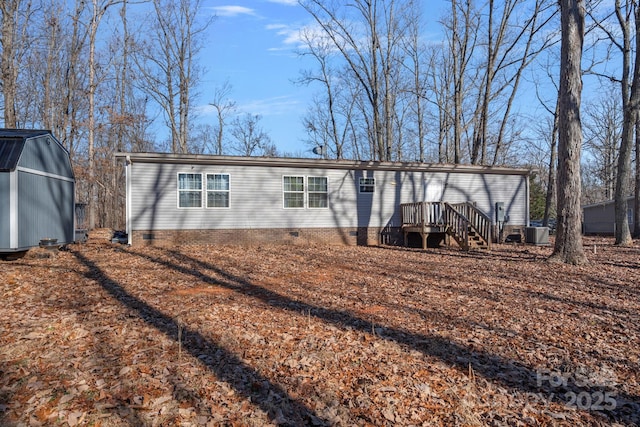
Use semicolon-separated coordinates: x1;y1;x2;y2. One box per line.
0;237;638;426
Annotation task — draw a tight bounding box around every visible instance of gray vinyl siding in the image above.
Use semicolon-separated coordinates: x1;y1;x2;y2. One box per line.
130;162;528;231
0;173;9;248
17;171;75;247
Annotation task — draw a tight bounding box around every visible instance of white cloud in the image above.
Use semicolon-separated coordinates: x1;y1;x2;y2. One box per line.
265;21;338;54
211;6;256;17
265;23;312;48
239;96;301;117
265;23;288;31
267;0;299;5
196;96;301;119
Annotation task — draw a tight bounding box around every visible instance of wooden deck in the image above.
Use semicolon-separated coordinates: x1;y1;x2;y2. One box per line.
400;202;492;250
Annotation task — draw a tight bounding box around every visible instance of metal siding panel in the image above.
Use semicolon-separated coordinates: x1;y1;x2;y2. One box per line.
0;139;25;171
0;173;9;248
17;172;75;247
19;135;74;178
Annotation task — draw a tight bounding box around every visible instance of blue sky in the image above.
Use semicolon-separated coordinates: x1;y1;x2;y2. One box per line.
199;0;321;156
195;1;448;157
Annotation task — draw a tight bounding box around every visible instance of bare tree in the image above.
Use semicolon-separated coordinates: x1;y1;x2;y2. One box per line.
300;0;411;161
87;0;125;229
39;2;64;132
424;45;454;163
134;0;210;153
62;0;90;157
106;0;152;229
470;0;556;165
583;84;623;201
189;123;217;154
15;0;89;155
208;80;236;155
230;113;273;157
443;0;480;163
1;0;34;127
586;0;639;245
401;0;427;162
635;118;640;237
544;104;558;227
525;103;558;224
0;0;19;127
297;26;355;160
612;0;640;245
550;0;587;265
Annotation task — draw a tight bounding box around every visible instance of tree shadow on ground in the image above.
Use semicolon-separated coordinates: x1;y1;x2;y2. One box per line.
69;249;327;426
117;245;639;425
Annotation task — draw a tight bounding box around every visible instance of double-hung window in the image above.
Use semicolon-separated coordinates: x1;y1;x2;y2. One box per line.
283;176;305;208
307;176;328;208
359;177;375;193
178;173;202;208
283;176;328;208
207;173;230;208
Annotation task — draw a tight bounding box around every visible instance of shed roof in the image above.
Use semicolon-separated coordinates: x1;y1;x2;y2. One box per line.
582;196;635;209
115;152;531;176
0;129;52;172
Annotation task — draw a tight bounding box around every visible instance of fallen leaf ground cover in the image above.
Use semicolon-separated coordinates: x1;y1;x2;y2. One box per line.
1;235;639;426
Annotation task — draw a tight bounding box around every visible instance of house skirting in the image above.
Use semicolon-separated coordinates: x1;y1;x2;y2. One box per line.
131;227;404;247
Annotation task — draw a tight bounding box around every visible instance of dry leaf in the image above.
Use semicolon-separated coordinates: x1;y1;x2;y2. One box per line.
1;237;638;426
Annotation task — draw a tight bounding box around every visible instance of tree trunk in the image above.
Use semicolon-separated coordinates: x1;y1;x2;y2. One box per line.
62;0;86;157
634;117;640;237
614;106;635;245
549;0;587;265
543;102;559;226
88;0;99;230
451;0;462;164
1;0;18;127
613;0;640;245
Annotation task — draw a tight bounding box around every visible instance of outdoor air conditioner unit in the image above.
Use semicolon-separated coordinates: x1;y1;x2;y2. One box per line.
525;227;549;245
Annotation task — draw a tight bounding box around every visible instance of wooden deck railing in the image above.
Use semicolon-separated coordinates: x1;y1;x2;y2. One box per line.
400;201;446;228
400;201;492;249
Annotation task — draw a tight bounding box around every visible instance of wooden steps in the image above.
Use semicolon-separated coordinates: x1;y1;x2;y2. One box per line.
401;202;491;251
447;226;489;250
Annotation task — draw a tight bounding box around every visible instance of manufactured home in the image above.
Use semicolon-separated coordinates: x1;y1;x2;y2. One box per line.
0;129;75;253
115;153;530;249
583;196;635;234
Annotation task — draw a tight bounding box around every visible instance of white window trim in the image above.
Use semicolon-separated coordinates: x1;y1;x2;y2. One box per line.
359;177;375;194
206;173;231;209
283;175;305;209
307;176;329;209
177;172;203;209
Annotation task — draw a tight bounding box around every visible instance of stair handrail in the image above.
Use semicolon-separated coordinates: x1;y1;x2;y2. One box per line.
448;202;492;248
443;204;470;249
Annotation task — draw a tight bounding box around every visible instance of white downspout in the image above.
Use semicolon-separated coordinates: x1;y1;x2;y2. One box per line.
525;174;530;227
126;156;132;245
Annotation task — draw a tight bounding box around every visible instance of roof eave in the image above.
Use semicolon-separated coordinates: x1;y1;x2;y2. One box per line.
114;152;531;176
